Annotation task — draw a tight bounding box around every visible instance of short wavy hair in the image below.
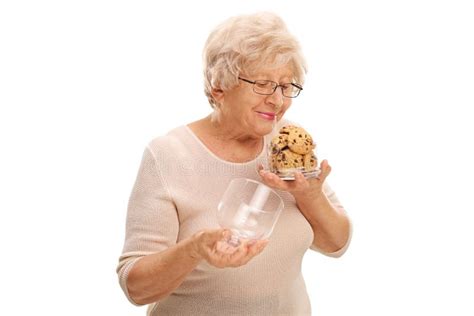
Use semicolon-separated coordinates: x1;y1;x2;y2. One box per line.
203;12;308;109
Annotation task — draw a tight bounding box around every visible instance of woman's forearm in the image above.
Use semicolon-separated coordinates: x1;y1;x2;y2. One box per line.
127;236;202;305
294;191;350;252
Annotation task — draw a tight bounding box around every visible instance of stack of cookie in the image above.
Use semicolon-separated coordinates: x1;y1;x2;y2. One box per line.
269;125;318;172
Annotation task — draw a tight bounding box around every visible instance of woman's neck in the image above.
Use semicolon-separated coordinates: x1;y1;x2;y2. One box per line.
187;114;264;163
207;113;261;146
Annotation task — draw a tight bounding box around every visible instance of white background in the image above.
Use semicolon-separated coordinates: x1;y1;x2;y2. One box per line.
1;0;473;315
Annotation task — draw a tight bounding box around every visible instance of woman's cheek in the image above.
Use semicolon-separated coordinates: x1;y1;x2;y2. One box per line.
280;104;291;117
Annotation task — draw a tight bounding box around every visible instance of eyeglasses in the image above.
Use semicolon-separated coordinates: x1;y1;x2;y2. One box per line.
238;77;303;98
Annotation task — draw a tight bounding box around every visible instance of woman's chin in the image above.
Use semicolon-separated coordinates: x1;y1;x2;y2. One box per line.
254;124;274;137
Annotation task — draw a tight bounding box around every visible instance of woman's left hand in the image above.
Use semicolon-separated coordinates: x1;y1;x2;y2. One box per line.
258;159;332;198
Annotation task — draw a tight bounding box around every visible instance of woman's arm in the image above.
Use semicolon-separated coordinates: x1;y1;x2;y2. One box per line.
292;188;350;253
126;234;200;305
126;229;268;305
259;160;350;254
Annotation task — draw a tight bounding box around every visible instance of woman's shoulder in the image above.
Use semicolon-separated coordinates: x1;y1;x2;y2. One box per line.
148;125;186;142
146;125;190;157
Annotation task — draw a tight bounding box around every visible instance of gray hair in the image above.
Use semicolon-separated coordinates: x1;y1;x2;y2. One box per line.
203;12;307;108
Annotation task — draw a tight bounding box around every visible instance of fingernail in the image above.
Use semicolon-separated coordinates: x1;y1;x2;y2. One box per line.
222;230;231;239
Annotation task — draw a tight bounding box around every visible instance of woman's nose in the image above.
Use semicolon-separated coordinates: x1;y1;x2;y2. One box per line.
267;87;284;109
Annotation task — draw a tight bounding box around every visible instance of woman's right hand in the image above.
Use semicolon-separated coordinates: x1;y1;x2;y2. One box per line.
190;229;268;268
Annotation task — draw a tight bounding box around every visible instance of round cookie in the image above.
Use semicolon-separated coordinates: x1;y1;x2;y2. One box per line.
287;127;314;155
303;152;318;171
279;125;298;135
272;149;304;170
270;134;289;154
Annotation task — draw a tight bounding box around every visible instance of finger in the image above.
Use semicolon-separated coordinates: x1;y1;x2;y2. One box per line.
251;239;269;255
239;240;269;265
294;171;309;187
208;248;239;267
319;159;331;181
199;229;232;258
320;159;329;172
266;172;290;190
259;168;276;179
221;230;232;241
216;240;239;254
223;246;248;267
258;168;270;181
259;170;283;189
202;228;230;243
281;172;308;194
241;239;266;257
217;239;268;267
232;239;256;259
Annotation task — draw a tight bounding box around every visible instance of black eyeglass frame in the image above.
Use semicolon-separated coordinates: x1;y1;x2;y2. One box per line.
238;77;303;98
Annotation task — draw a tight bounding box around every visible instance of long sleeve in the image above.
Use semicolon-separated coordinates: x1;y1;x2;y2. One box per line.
116;145;179;304
117;126;348;315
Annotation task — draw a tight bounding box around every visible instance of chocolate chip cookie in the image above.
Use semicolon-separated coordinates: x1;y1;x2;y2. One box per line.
269;125;318;173
287;127;314;155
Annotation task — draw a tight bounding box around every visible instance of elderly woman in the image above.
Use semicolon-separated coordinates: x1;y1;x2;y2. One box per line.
117;12;351;315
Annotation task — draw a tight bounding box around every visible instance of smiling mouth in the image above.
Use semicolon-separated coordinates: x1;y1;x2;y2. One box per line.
256;111;277;119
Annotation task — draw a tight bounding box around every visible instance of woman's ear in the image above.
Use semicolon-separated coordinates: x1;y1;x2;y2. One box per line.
211;88;224;105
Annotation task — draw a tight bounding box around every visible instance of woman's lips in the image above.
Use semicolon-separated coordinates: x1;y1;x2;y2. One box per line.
256;111;276;120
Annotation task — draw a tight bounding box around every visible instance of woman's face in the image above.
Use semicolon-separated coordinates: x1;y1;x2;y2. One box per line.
216;65;296;138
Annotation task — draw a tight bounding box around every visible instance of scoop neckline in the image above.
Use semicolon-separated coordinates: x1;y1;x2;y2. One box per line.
183;125;267;166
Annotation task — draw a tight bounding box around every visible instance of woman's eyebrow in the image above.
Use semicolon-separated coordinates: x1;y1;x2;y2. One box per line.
253;75;294;81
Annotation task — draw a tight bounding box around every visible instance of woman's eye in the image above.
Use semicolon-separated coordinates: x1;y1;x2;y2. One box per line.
255;82;271;88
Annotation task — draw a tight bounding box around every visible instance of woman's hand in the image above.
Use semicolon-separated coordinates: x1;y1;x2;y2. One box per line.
258;159;332;199
191;229;268;268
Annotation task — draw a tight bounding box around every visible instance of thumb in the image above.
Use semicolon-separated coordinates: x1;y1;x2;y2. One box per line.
205;228;231;243
319;159;331;179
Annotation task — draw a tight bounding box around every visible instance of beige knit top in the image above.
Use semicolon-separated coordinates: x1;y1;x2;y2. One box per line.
117;119;351;315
